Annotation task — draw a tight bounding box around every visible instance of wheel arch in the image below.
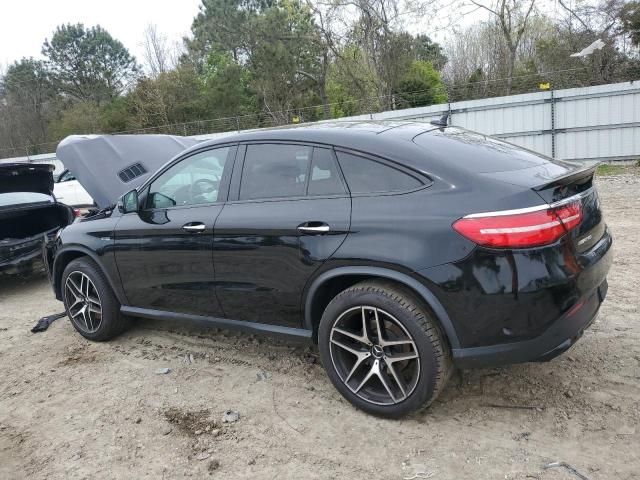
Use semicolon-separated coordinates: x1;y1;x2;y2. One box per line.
303;266;460;349
53;247;127;305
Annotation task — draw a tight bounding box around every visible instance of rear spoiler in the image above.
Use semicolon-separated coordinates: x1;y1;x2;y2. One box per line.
532;164;597;191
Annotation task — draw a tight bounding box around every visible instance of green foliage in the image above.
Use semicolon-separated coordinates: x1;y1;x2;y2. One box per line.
49;102;104;139
2;58;52;99
202;50;255;117
620;1;640;46
394;61;448;108
42;23;139;104
0;58;56;149
6;0;638;158
326;46;380;117
187;0;276;64
596;163;633;176
412;35;448;71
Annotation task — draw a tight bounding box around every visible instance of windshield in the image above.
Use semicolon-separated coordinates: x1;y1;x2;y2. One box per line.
0;192;53;207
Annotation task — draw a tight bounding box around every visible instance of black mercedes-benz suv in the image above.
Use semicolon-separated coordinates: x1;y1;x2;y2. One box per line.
46;121;612;417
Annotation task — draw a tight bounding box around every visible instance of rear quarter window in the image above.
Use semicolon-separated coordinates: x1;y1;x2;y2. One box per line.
335;152;423;194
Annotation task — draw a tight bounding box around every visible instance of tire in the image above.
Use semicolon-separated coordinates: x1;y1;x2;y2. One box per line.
61;257;130;341
318;280;452;418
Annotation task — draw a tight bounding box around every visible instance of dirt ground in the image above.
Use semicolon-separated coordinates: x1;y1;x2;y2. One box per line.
1;172;638;480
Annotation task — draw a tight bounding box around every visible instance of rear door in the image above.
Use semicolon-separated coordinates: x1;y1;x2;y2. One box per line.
114;145;235;317
213;143;351;328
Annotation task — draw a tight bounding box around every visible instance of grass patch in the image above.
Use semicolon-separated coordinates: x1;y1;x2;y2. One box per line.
596;162;640;176
597;164;627;176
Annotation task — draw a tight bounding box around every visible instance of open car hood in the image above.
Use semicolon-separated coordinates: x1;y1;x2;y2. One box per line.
56;134;202;208
0;163;55;196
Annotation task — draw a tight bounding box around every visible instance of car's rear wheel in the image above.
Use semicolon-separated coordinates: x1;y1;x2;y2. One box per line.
318;280;452;418
61;257;130;341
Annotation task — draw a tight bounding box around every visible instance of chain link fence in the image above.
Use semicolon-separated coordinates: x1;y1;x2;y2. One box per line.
1;65;639;160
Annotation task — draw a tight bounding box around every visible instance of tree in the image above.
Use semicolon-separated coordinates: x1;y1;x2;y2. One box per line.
0;58;57;154
394;60;448;107
142;24;178;77
412;34;448;71
326;45;381;116
187;0;276;64
312;0;443;109
42;24;139;104
620;1;640;46
467;0;537;93
201;50;255;119
535;0;640;86
247;1;323;124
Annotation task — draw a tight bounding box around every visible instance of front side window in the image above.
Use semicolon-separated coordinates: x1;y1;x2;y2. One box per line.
147;147;230;209
240;144;312;200
336;151;423;194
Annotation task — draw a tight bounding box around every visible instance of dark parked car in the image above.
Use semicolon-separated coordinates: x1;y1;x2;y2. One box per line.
47;122;612;417
1;163;75;275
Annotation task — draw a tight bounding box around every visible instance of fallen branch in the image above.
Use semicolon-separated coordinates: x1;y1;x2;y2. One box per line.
272;384;303;435
483;403;545;410
544;461;591;480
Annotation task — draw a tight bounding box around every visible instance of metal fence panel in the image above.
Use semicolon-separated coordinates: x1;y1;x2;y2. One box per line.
3;81;639;164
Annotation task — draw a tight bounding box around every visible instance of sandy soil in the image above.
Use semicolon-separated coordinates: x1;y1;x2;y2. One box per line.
1;173;638;480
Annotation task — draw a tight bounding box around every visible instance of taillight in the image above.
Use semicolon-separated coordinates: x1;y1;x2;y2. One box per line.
73;208;82;217
453;201;583;248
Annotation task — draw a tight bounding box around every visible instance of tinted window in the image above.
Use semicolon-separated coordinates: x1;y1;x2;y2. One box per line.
147;147;229;208
307;148;345;196
413;128;551;173
240;144;312;200
336;152;422;193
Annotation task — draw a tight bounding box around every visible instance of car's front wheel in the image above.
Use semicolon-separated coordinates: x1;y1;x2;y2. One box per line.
318;280;451;418
61;257;130;341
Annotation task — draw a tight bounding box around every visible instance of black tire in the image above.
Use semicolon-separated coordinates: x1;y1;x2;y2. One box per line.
318;280;452;418
61;257;130;341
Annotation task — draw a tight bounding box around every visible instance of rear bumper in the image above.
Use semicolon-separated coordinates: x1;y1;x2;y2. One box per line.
452;278;607;368
0;232;56;275
416;226;613;368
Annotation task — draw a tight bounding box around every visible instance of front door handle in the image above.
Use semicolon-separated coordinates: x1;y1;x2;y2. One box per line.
297;222;330;235
182;222;206;232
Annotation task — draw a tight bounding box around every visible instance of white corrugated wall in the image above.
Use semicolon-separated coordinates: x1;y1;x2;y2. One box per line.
6;81;636;163
322;80;640;162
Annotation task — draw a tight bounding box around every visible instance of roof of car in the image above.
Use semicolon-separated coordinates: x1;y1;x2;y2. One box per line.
195;120;441;151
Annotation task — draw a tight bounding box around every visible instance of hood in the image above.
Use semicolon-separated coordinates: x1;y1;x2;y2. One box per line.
0;163;55;196
56;134;202;208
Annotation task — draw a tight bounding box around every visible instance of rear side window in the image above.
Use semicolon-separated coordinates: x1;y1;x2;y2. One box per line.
308;148;346;196
240;144;312;200
336;152;423;194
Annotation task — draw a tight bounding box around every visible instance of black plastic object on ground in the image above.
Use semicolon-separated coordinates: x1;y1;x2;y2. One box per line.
31;312;66;333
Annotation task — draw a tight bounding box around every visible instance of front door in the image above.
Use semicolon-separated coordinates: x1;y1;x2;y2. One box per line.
213;144;351;328
114;146;235;317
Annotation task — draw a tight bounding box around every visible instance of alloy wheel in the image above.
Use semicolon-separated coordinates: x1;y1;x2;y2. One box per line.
64;271;103;334
329;306;420;406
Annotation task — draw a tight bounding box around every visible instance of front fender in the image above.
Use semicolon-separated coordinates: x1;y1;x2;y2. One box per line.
52;244;127;305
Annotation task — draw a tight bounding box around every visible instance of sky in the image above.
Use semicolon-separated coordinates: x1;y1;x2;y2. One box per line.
0;0;202;69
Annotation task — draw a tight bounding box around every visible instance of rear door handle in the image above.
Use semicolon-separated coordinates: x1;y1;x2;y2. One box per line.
182;222;206;232
297;222;330;235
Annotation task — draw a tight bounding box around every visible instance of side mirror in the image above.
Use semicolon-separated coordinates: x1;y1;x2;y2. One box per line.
119;189;139;213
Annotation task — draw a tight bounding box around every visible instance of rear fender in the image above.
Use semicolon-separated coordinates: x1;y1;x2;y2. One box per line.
303;266;461;349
